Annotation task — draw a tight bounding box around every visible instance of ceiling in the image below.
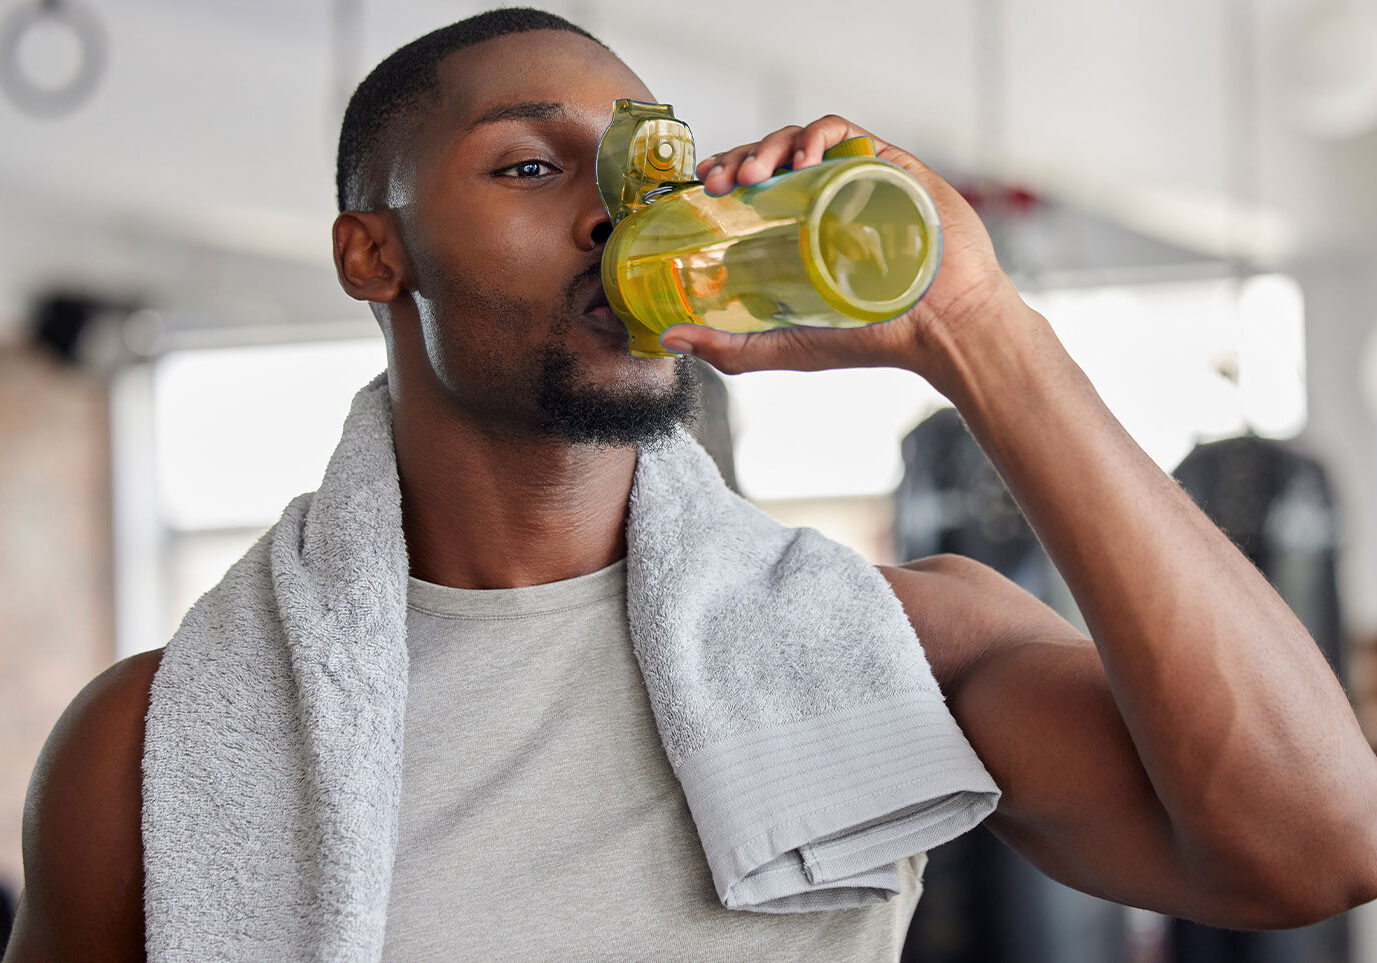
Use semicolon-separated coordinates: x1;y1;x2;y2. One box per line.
2;0;1376;343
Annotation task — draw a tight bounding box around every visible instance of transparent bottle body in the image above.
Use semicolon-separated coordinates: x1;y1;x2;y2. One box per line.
602;157;941;358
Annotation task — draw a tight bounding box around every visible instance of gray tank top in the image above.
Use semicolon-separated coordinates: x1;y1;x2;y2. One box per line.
381;558;925;961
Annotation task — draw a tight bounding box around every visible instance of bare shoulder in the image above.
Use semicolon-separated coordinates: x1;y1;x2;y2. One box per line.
875;554;1083;690
5;648;164;963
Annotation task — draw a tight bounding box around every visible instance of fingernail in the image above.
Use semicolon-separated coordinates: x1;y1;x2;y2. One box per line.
793;150;805;167
660;339;694;355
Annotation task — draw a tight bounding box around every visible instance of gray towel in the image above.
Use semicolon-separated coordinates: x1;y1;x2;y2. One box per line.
142;371;999;960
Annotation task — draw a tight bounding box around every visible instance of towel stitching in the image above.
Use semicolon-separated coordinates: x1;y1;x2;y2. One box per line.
705;757;990;854
722;772;994;887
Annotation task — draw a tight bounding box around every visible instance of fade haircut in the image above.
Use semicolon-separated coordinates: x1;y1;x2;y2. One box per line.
335;7;607;212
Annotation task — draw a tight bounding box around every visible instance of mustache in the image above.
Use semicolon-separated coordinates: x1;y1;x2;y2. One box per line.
564;260;603;304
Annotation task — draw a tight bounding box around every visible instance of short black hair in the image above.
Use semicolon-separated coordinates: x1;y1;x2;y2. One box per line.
334;7;607;212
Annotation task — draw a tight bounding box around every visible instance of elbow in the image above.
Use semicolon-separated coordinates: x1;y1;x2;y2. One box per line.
1220;824;1377;929
1264;883;1377;930
1209;882;1368;932
1312;805;1377;924
1250;877;1377;930
1340;830;1377;919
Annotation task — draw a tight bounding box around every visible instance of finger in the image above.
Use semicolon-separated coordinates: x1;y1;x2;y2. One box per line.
735;125;804;184
792;116;961;217
699;119;853;197
657;321;870;375
701;126;802;196
700;143;757;196
703;142;767;195
794;114;874;168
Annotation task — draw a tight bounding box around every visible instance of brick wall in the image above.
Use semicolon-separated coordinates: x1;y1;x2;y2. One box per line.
0;345;114;895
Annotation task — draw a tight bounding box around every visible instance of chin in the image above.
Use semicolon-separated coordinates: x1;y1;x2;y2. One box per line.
536;353;703;448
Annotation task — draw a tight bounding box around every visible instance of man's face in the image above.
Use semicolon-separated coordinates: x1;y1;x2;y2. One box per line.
389;30;700;449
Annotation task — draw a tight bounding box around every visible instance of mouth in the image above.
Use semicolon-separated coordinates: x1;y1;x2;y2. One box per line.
579;282;626;338
580;280;611;314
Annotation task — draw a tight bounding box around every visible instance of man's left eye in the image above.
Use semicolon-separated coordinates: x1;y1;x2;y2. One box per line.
499;160;557;178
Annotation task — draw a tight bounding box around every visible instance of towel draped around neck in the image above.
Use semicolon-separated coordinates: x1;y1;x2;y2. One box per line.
141;371;999;961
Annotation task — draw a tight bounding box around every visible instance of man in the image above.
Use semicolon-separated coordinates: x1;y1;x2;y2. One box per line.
7;8;1377;961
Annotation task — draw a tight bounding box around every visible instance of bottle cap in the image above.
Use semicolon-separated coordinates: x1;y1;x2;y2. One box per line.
596;100;698;226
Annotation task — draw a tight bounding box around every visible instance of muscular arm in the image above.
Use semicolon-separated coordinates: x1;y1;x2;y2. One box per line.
666;111;1377;930
3;649;162;963
880;557;1228;923
881;304;1377;929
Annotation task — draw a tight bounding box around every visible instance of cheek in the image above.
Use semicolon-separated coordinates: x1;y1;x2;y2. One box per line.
447;196;573;283
490;211;573;282
416;278;534;396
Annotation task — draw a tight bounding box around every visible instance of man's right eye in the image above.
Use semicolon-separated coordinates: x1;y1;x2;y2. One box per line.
496;160;558;179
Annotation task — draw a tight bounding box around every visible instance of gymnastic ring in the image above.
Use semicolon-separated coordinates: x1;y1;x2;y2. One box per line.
0;0;107;118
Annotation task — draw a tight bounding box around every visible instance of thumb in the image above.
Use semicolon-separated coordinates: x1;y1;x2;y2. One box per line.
657;324;706;356
658;321;854;375
657;323;769;373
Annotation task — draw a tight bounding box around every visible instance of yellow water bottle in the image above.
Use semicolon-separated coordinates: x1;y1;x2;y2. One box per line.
597;100;943;358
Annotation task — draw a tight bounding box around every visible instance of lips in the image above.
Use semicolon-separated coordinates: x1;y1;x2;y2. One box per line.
578;281;627;340
580;281;612;315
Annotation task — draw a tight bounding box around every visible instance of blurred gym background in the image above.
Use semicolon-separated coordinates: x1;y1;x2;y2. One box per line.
2;0;1376;959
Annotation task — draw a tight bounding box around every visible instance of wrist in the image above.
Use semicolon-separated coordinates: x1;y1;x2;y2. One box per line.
907;293;1058;408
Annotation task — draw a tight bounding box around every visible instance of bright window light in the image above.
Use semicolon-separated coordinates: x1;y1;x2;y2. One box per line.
726;366;948;502
1026;274;1306;470
726;274;1306;502
153;338;387;530
1237;274;1307;439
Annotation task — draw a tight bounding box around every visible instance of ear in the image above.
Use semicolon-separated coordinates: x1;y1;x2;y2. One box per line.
332;211;408;304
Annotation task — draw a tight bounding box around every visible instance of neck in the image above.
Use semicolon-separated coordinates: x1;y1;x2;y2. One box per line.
391;380;636;591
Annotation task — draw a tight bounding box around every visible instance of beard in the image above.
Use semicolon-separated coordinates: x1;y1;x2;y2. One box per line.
416;255;704;450
534;342;702;450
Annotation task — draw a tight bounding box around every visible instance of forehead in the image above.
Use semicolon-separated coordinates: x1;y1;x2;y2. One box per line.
434;30;655;135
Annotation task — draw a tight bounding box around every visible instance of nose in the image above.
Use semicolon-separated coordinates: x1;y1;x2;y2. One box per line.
575;173;613;251
575;202;612;252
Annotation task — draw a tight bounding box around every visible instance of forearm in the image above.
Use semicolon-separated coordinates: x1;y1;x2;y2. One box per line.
924;300;1377;909
661;112;1377;915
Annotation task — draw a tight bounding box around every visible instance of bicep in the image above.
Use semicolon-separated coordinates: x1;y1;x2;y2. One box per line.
5;650;161;963
950;636;1192;913
880;556;1205;919
881;553;1083;695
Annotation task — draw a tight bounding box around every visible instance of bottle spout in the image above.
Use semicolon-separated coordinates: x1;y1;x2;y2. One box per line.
596;99;699;226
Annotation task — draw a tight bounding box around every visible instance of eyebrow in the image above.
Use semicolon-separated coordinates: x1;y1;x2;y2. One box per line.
465;101;568;132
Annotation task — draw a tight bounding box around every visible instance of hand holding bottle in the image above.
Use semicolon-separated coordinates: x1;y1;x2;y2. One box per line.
661;114;1028;394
